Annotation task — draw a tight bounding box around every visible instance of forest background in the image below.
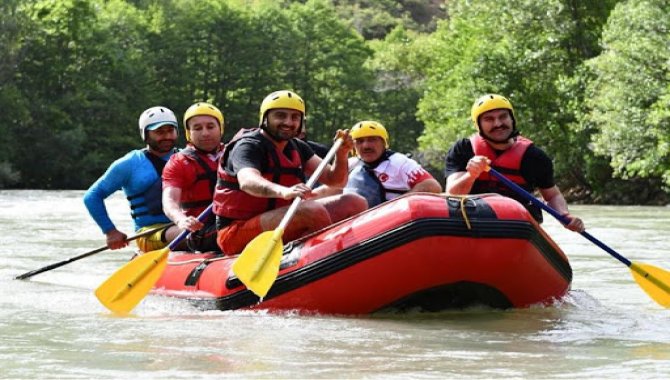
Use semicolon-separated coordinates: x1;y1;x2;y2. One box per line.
1;0;668;204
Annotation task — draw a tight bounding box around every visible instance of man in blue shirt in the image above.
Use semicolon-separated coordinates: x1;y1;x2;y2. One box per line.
83;106;182;252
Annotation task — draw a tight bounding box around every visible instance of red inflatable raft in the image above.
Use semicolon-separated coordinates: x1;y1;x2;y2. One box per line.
153;193;571;314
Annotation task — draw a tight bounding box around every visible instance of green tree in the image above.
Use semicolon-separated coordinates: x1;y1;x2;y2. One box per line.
365;26;429;155
0;0;31;186
582;0;670;188
143;0;260;139
281;0;375;143
417;0;617;192
115;0;376;145
15;0;154;188
332;0;446;39
15;0;103;188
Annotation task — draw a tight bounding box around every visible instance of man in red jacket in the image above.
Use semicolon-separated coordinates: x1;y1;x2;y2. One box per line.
162;102;225;252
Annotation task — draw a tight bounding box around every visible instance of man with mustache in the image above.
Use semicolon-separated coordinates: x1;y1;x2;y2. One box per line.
84;106;182;252
343;120;442;207
445;94;584;232
162;102;225;252
213;90;367;255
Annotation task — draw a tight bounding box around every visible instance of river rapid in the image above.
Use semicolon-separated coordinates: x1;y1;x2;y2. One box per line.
1;190;670;379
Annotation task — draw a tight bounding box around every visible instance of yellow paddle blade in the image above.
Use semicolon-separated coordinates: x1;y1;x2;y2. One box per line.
232;228;284;298
630;262;670;308
94;248;170;314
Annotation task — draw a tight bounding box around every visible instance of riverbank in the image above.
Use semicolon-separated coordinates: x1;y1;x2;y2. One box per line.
563;178;670;205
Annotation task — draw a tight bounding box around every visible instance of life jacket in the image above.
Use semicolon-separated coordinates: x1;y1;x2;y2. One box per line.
213;129;306;224
176;146;219;217
470;134;543;222
127;149;171;220
345;152;407;208
346;163;384;208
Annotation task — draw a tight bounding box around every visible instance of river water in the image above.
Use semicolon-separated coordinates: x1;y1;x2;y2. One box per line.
1;190;670;379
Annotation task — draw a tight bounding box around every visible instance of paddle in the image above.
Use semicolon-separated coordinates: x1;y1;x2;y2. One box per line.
94;205;213;314
232;137;345;298
14;223;174;280
488;167;670;307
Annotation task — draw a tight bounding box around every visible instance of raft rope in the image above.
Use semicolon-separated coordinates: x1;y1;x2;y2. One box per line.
460;196;473;230
448;195;473;230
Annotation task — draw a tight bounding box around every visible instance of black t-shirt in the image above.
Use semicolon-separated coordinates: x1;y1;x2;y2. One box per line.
226;135;315;176
444;138;555;190
306;140;330;159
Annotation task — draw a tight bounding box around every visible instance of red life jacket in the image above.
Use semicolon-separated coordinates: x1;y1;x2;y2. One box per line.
471;134;531;186
470;134;543;222
213;129;306;222
175;145;221;217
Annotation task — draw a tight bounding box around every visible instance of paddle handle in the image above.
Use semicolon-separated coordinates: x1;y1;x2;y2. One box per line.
305;138;343;189
14;222;175;280
167;205;213;250
487;168;632;267
276;138;344;232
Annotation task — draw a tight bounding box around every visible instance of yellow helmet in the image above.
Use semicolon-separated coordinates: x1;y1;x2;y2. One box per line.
183;102;224;142
258;90;305;126
351;120;389;148
471;94;515;129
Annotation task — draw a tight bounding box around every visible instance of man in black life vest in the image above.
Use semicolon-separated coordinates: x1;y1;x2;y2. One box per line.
213;90;367;255
445;94;584;232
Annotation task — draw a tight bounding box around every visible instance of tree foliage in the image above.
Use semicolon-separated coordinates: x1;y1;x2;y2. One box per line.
581;0;670;188
0;0;669;204
417;0;618;191
327;0;446;39
0;0;377;188
0;0;31;186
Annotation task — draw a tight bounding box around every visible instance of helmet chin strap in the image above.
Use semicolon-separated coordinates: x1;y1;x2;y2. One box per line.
260;118;281;142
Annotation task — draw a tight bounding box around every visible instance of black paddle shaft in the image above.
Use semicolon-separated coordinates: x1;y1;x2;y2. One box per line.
14;246;109;280
488;168;632;266
14;222;174;280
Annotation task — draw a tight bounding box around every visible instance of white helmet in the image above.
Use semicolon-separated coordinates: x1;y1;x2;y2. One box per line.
138;106;178;141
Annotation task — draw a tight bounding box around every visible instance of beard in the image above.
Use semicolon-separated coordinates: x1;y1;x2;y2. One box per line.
146;135;176;153
264;123;297;142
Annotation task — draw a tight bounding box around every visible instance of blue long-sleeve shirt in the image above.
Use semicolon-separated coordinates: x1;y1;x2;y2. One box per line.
83;149;174;233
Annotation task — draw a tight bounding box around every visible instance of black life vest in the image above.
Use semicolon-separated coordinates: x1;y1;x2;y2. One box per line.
213;129;306;223
127;149;172;220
